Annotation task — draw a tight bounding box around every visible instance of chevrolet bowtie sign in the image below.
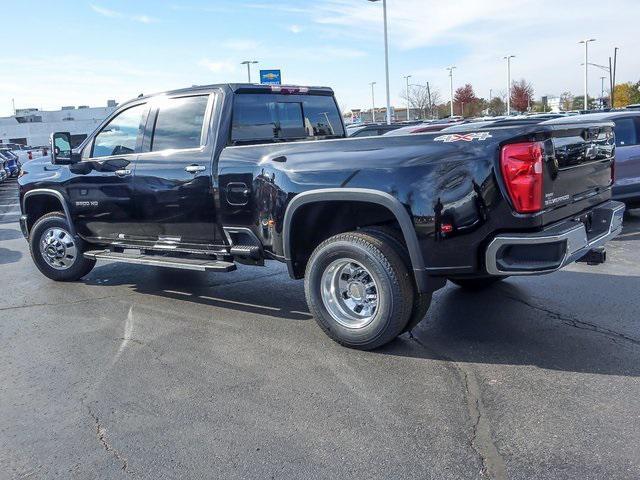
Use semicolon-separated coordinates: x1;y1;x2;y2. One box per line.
260;69;282;85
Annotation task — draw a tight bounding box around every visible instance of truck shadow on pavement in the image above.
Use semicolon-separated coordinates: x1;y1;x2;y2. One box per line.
382;273;640;377
83;263;313;321
83;260;640;377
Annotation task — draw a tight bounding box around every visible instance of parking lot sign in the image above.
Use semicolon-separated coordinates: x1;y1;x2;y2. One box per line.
260;69;282;85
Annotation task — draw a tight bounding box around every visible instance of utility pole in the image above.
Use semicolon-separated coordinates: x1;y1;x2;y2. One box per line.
11;98;16;115
579;39;595;111
504;55;515;115
612;47;618;107
426;82;432;119
600;76;606;108
446;66;456;117
240;60;259;83
369;82;377;122
489;89;493;103
404;75;412;121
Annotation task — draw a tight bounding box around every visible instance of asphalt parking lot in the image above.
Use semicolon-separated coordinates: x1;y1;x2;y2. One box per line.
1;179;639;480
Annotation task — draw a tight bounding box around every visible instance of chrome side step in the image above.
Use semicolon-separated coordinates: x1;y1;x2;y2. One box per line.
84;250;236;272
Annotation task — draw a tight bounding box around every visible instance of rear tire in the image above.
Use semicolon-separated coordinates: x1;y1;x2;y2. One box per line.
305;231;414;350
29;212;96;281
449;276;505;290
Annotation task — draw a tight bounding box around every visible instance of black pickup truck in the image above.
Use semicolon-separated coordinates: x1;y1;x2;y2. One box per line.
18;84;624;350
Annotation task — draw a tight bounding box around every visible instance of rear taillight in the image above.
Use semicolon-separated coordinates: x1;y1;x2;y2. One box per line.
500;142;544;213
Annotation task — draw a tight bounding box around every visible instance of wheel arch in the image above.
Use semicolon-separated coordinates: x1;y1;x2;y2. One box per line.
22;189;76;236
282;188;430;290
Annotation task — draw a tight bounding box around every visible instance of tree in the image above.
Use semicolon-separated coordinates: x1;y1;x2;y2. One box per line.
488;97;506;116
559;91;574;111
572;95;598;111
510;79;534;113
613;82;640;108
453;84;481;117
399;84;441;119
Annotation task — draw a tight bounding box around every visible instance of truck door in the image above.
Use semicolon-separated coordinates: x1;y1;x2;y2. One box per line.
68;102;149;241
132;93;223;249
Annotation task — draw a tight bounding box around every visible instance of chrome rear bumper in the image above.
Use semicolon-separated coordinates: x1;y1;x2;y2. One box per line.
485;201;625;276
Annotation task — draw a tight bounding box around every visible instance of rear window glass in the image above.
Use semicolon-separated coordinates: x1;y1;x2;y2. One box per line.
232;94;344;144
615;118;638;147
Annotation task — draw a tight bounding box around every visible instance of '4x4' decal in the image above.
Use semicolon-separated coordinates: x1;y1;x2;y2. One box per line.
434;132;493;143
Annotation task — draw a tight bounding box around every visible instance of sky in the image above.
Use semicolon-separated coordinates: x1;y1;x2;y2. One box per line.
1;0;639;117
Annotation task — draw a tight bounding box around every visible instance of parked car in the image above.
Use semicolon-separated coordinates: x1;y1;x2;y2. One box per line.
0;149;21;177
383;119;464;136
346;123;405;137
544;111;640;208
19;83;623;350
0;158;7;182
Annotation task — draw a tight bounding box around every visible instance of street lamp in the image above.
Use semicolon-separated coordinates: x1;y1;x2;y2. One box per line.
404;75;412;121
240;60;259;83
579;39;596;111
504;55;515;115
368;0;392;124
446;66;456;117
369;82;377;122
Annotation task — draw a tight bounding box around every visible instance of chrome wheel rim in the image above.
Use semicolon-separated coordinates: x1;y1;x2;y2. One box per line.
39;227;77;270
320;258;379;329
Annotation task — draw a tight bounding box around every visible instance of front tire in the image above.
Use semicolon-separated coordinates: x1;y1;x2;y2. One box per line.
305;232;414;350
29;212;96;281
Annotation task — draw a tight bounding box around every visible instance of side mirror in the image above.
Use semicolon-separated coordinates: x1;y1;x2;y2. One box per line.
50;132;79;164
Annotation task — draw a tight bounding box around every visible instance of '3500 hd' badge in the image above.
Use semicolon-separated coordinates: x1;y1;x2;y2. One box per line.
434;132;493;143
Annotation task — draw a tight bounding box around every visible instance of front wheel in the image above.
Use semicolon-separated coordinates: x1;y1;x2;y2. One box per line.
304;231;414;350
29;212;96;281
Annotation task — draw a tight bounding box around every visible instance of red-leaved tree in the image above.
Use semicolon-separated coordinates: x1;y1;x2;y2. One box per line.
453;84;479;117
510;79;534;112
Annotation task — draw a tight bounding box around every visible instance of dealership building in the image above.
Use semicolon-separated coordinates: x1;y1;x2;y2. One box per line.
0;101;117;147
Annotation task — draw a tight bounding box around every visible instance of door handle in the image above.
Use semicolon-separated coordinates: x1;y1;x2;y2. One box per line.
272;155;287;163
114;169;131;177
185;164;206;174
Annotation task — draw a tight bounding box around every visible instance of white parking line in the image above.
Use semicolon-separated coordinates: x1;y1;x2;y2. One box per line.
0;204;19;207
0;210;20;215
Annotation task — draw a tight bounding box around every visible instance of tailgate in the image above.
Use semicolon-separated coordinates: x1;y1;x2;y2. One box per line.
543;123;614;210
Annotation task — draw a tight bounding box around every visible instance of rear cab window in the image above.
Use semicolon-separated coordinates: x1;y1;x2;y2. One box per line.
231;93;344;144
614;117;639;147
151;95;210;151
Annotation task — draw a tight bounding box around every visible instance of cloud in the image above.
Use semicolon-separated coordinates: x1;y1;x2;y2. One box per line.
90;4;158;23
197;59;237;74
288;24;302;34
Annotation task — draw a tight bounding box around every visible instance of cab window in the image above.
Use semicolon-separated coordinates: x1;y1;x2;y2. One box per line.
91;103;147;158
151;96;209;151
614;118;638;147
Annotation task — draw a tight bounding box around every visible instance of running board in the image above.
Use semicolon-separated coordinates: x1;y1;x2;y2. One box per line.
84;250;237;272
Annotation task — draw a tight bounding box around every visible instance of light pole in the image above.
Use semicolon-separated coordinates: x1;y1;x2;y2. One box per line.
446;66;456;117
369;0;392;124
369;82;377;122
579;38;596;111
404;75;412;121
504;55;515;115
600;76;606;109
240;60;259;83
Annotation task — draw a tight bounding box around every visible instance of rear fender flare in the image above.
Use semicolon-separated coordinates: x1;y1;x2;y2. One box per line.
282;188;428;288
